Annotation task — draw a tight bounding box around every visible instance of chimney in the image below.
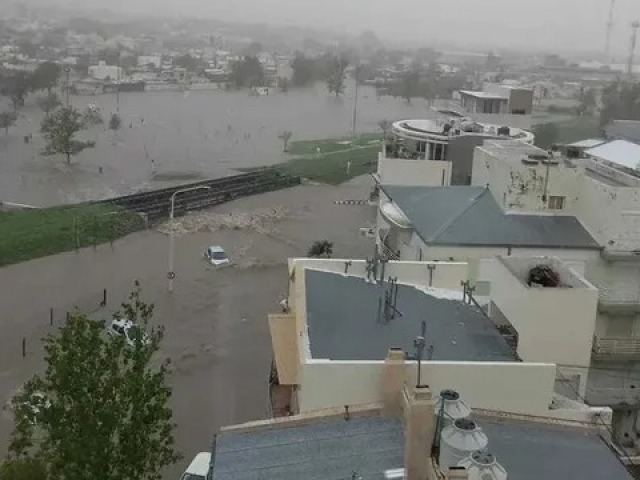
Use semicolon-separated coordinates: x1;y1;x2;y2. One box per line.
446;467;469;480
382;348;406;416
403;385;436;480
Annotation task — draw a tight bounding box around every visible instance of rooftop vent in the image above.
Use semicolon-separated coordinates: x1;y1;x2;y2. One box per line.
435;389;472;427
439;419;488;469
458;451;508;480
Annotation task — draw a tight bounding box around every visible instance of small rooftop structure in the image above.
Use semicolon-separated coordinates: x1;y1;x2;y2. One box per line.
305;269;517;362
459;90;509;100
379;185;600;250
585;139;640;171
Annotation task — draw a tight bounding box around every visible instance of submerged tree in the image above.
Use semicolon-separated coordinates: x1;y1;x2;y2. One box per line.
36;92;61;115
31;62;61;94
109;112;122;132
308;240;334;258
278;131;292;152
325;55;349;97
0;110;18;135
40;106;94;163
83;106;104;126
8;283;181;480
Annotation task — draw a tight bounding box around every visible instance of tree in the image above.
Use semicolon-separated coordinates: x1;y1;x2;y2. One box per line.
0;72;33;111
8;283;181;480
37;92;61;115
109;113;122;133
31;62;61;94
291;53;317;87
0;457;47;480
83;106;104;126
308;240;333;258
40;106;95;163
395;69;423;105
278;76;290;92
599;80;640;127
174;54;198;71
230;56;265;88
278;131;292;152
0;110;18;135
17;39;38;58
325;55;349;97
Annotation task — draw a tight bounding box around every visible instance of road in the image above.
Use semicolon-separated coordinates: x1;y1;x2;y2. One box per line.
0;177;376;479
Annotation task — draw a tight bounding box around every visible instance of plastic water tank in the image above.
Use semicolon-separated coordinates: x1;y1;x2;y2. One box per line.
439;419;488;469
434;389;472;426
458;451;508;480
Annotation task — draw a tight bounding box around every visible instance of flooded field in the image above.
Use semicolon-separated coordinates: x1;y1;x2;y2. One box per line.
0;82;432;206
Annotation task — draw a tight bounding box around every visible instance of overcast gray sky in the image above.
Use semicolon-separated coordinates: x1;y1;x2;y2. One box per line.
32;0;640;54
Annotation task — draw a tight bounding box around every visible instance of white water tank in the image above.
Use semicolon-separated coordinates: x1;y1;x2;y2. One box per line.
458;451;508;480
439;419;488;469
435;389;472;426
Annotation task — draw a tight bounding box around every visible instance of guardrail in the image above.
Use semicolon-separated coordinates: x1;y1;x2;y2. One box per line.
94;170;300;223
592;335;640;359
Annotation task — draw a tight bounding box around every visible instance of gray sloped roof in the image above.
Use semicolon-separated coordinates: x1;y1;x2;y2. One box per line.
380;185;600;250
478;415;635;480
305;269;517;362
212;416;404;480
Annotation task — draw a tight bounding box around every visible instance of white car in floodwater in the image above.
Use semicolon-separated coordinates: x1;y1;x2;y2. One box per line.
204;245;230;267
106;318;150;347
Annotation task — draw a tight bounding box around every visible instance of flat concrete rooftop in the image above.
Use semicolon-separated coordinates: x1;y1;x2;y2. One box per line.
305;269;517;362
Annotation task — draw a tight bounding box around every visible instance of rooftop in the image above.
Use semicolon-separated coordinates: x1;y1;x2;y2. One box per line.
212;416;404;480
392;119;534;142
477;414;634;480
380;185;600;250
565;138;607;149
211;412;634;480
459;90;509;100
585;140;640;171
305;269;517;362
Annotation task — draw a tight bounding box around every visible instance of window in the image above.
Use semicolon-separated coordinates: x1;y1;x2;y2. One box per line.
547;196;565;210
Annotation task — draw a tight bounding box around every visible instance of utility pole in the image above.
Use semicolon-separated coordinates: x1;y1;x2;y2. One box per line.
116;50;121;114
64;66;71;106
352;65;361;138
628;21;640;77
605;0;616;62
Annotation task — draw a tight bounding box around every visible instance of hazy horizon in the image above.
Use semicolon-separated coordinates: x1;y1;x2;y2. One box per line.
13;0;640;56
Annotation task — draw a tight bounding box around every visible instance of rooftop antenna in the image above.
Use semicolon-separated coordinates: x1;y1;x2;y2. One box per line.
605;0;616;62
628;20;640;77
413;321;427;387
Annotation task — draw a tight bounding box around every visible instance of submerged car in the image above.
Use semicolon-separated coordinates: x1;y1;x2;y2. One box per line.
106;318;149;347
204;245;230;267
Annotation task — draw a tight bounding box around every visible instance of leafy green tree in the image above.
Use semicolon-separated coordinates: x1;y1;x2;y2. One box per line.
8;283;181;480
230;56;266;88
0;457;48;480
40;106;95;163
31;62;61;94
0;72;33;111
0;110;18;135
577;87;597;116
109;113;122;132
600;80;640;127
395;69;423;105
278;131;292;152
36;92;61;115
325;55;349;97
291;53;317;87
174;54;199;71
532;122;560;150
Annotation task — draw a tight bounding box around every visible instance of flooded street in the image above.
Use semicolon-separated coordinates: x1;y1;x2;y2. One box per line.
0;177;376;479
0;82;431;206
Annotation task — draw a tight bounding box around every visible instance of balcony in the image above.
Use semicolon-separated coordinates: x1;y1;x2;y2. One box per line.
592;335;640;360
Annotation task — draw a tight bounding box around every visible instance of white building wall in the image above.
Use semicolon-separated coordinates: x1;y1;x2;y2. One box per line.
299;360;559;417
88;62;123;81
377;154;452;187
471;146;583;213
482;258;598;368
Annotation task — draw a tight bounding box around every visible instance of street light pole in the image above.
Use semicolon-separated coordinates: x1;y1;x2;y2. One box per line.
167;186;211;293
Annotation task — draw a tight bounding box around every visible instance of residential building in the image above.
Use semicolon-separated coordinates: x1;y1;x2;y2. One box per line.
377;117;534;186
459;85;533;116
269;257;606;422
219;362;632;480
469;138;640;446
137;55;162;69
88;61;123;81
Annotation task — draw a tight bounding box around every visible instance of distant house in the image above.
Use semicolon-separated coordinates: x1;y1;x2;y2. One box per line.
88;61;123;81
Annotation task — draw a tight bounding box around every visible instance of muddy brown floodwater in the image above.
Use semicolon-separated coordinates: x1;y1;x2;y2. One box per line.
0;176;376;479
